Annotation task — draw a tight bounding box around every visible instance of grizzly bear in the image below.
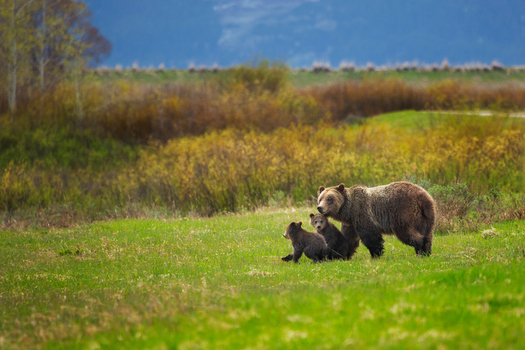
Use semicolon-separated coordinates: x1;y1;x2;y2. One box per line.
281;221;328;263
317;182;435;258
309;213;350;260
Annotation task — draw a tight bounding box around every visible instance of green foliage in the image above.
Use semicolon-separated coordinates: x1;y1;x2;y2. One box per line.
220;59;290;93
0;124;137;170
2;112;525;233
1;213;525;349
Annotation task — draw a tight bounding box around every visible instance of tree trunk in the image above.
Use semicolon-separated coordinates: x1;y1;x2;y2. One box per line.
39;0;46;94
38;0;47;116
8;0;17;122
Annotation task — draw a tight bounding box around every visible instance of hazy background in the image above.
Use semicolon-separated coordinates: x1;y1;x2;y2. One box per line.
76;0;525;68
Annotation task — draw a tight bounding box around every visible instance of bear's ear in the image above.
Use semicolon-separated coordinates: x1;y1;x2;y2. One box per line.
337;183;345;193
310;213;314;218
318;186;325;195
297;221;302;227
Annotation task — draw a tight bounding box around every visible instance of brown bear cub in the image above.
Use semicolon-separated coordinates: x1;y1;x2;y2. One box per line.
281;221;328;263
309;213;350;260
317;182;435;258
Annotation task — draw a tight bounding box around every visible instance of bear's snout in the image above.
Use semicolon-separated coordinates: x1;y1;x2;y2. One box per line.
317;206;324;213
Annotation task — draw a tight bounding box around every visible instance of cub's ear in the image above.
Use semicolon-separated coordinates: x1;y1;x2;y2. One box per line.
309;213;314;218
337;183;345;193
298;221;302;227
318;186;325;195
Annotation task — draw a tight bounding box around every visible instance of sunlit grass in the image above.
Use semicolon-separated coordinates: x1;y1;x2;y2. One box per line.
1;209;524;349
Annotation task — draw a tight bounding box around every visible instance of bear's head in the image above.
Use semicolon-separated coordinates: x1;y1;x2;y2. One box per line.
317;183;346;217
283;221;302;239
309;213;327;232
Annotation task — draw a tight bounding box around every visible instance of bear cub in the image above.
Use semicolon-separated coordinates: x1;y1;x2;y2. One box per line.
309;213;350;260
281;221;328;263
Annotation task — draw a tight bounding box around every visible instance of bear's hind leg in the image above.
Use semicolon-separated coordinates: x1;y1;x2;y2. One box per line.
394;226;428;256
281;254;293;262
304;246;325;262
419;232;433;256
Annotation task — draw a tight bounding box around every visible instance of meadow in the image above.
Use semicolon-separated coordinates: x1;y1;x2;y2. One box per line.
1;209;525;349
92;64;525;87
2;63;525;348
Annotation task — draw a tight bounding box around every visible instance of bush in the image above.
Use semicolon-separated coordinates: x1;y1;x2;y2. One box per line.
219;59;290;93
3;67;525;229
3;114;525;224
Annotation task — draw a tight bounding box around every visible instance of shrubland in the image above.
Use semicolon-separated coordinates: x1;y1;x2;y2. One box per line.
1;62;525;231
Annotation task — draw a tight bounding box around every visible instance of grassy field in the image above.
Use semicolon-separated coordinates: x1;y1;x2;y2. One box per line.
1;208;525;349
92;67;525;88
2;62;525;349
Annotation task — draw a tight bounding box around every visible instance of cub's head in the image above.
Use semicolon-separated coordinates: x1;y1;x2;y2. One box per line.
317;183;346;217
309;213;328;232
283;221;302;239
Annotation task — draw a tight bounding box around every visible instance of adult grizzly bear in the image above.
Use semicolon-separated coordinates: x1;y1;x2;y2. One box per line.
281;222;328;263
309;213;350;260
317;182;435;258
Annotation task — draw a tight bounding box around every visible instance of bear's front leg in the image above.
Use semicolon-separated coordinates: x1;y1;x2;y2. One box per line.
293;250;303;263
341;223;360;259
359;232;384;258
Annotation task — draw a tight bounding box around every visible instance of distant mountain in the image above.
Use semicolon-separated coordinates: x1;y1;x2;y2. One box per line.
84;0;525;68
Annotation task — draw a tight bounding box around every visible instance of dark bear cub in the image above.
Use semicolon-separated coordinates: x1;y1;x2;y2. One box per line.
281;221;328;263
310;213;351;260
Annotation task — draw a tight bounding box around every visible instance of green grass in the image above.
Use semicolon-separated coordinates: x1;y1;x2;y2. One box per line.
364;110;442;130
288;68;525;87
91;68;525;88
365;110;525;135
1;208;525;349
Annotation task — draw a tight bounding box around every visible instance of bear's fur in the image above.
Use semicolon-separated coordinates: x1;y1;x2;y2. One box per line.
281;221;328;263
317;182;435;258
341;223;360;259
309;213;350;260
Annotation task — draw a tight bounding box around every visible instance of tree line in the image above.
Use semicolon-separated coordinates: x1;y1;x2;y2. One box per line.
0;0;111;121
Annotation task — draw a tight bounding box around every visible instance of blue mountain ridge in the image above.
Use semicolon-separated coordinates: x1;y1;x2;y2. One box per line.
84;0;525;68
